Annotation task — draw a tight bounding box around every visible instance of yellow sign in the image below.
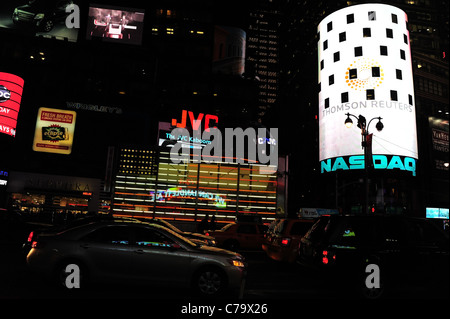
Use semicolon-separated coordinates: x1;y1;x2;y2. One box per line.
32;107;77;155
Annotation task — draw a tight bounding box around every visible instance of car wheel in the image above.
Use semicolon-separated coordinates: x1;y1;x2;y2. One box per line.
193;267;227;296
42;20;54;32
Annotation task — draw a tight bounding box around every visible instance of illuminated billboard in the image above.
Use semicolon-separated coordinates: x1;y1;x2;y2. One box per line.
318;4;418;176
86;4;145;45
0;72;24;137
32;107;77;154
0;0;79;42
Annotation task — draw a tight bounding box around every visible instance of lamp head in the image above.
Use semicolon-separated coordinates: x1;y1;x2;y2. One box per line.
345;115;353;128
376;117;384;132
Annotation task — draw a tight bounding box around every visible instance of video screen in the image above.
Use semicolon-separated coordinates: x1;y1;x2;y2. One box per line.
0;0;80;42
86;4;145;45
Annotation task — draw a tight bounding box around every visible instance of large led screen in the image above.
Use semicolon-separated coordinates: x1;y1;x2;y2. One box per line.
86;4;145;45
0;72;24;137
318;4;418;176
0;0;79;42
32;107;77;154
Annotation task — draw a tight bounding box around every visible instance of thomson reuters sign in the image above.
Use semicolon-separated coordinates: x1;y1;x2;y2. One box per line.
0;72;24;137
317;4;418;176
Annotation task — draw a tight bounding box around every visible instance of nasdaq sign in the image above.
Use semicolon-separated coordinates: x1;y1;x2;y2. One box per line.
321;155;416;176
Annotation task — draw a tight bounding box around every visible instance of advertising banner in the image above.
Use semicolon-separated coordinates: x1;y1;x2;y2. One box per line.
32;107;77;154
317;4;418;176
428;117;449;171
86;4;145;45
0;72;24;137
0;0;80;42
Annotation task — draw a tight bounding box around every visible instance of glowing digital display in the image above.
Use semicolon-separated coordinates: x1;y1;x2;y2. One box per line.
0;0;80;42
86;4;145;45
318;4;418;174
32;107;77;154
0;72;24;137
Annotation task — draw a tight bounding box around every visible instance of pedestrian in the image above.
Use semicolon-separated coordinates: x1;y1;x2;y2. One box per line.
198;214;209;233
209;215;217;230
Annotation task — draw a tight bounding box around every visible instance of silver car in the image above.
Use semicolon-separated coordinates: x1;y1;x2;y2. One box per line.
26;219;246;296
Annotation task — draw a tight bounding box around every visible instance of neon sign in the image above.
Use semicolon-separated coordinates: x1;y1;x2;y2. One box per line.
171;110;218;131
321;155;416;176
0;72;24;137
150;187;226;208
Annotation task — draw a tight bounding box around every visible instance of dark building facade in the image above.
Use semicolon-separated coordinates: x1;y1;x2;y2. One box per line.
0;0;267;217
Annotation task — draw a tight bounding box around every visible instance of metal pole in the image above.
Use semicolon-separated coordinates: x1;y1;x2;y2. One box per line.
363;132;368;215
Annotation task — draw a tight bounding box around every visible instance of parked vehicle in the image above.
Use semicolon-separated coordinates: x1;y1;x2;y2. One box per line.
205;222;268;251
298;214;449;298
138;217;216;247
262;218;315;263
26;218;246;296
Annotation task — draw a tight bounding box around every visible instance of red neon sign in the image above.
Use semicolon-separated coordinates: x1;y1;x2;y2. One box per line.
0;72;24;137
171;109;218;131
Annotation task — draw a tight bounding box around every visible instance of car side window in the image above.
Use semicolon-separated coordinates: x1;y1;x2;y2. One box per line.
290;222;313;236
237;224;257;234
132;227;176;248
82;226;130;245
403;219;447;246
257;224;268;234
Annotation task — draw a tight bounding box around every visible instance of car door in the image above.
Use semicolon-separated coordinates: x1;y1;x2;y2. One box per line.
236;224;259;249
79;225;136;282
128;226;192;286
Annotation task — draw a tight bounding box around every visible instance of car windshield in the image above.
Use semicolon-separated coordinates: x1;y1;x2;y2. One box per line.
155;224;199;248
155;219;183;233
221;223;234;231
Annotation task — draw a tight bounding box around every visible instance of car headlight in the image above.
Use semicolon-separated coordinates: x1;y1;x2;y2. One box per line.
34;13;45;20
228;258;245;268
207;239;217;246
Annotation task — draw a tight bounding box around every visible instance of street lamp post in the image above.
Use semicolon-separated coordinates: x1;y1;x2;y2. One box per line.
344;113;384;214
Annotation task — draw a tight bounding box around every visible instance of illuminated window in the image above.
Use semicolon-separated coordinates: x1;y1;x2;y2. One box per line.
390;90;398;101
349;68;357;79
347;14;354;24
366;89;375;100
386;28;393;38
